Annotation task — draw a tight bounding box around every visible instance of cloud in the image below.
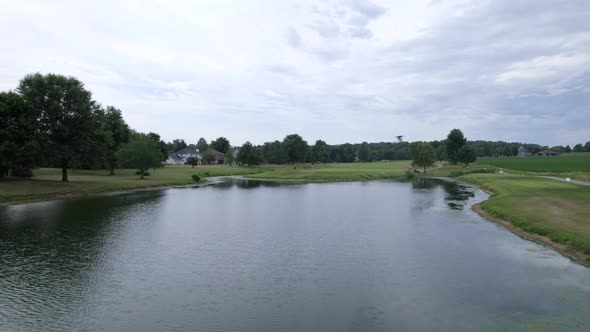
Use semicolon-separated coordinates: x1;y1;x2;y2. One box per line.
0;0;588;146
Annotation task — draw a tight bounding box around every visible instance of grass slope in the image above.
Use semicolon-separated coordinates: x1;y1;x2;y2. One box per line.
477;155;590;172
461;173;590;261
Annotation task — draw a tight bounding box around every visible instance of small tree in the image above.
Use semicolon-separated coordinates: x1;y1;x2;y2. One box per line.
225;147;235;165
197;137;208;152
203;152;216;164
116;135;163;179
409;141;435;174
457;145;477;168
186;156;199;168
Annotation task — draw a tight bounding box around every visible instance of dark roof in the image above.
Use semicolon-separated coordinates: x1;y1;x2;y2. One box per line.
172;147;199;155
203;148;225;156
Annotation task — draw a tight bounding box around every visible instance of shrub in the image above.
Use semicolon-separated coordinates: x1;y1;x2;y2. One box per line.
135;170;150;176
11;167;33;178
192;174;201;182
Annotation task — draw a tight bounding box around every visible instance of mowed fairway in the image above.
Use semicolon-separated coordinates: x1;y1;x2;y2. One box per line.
248;161;412;181
477;154;590;172
462;173;590;261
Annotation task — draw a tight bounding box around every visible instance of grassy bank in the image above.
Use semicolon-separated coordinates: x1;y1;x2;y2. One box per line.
460;173;590;263
0;161;414;205
0;165;262;205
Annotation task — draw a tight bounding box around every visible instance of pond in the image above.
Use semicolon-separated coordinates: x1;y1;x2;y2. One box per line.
1;179;589;331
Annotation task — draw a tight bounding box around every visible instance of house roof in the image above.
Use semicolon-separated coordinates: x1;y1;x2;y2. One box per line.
172;147;199;155
203;148;225;156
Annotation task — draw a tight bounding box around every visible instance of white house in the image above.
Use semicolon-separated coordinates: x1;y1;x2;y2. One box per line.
166;147;202;165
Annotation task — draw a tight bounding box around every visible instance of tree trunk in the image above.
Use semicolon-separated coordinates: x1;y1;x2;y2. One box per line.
423;165;426;174
62;165;68;182
109;161;115;176
140;170;144;179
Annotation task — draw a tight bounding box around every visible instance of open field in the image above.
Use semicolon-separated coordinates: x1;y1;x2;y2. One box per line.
476;155;590;172
461;173;590;262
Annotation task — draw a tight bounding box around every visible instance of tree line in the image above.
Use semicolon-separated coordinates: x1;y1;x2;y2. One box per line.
3;73;588;179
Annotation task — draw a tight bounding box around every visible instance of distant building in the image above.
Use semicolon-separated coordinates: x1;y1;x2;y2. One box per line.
517;146;531;157
166;147;201;165
202;148;225;164
537;150;560;157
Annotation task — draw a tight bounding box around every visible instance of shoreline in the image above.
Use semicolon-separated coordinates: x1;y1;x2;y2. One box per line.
471;202;589;268
0;179;226;207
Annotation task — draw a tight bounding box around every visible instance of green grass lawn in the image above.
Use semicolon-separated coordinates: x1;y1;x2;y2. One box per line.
476;155;590;172
461;173;590;260
248;161;412;181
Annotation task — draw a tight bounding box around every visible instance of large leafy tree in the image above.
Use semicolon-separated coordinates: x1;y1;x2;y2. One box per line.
18;73;97;182
445;129;466;164
237;141;262;166
318;145;331;163
210;137;230;154
261;140;287;164
116;134;163;179
282;134;308;164
196;137;208;153
170;139;188;152
147;132;168;161
0;92;39;177
310;140;328;162
457;145;477;167
357;142;370;162
103;106;130;175
409;141;435;173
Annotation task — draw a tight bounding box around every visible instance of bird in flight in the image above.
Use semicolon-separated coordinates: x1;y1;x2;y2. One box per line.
396;135;404;142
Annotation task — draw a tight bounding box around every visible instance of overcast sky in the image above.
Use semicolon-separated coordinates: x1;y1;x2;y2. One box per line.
1;0;589;146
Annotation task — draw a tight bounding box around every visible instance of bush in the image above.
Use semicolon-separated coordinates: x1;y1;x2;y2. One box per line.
11;167;33;178
135;170;150;176
192;174;201;182
405;170;416;179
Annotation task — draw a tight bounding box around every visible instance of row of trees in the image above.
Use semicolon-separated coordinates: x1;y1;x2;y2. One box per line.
167;136;231;155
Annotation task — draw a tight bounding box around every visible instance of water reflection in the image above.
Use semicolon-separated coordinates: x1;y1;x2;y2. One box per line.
0;180;589;331
0;192;165;331
413;178;475;210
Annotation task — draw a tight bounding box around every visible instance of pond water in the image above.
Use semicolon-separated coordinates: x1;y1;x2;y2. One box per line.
1;179;589;331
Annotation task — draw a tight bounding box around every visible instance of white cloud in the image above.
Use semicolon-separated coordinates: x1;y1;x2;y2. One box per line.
0;0;589;146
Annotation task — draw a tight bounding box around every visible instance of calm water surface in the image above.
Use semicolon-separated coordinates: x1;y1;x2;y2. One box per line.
1;179;589;331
